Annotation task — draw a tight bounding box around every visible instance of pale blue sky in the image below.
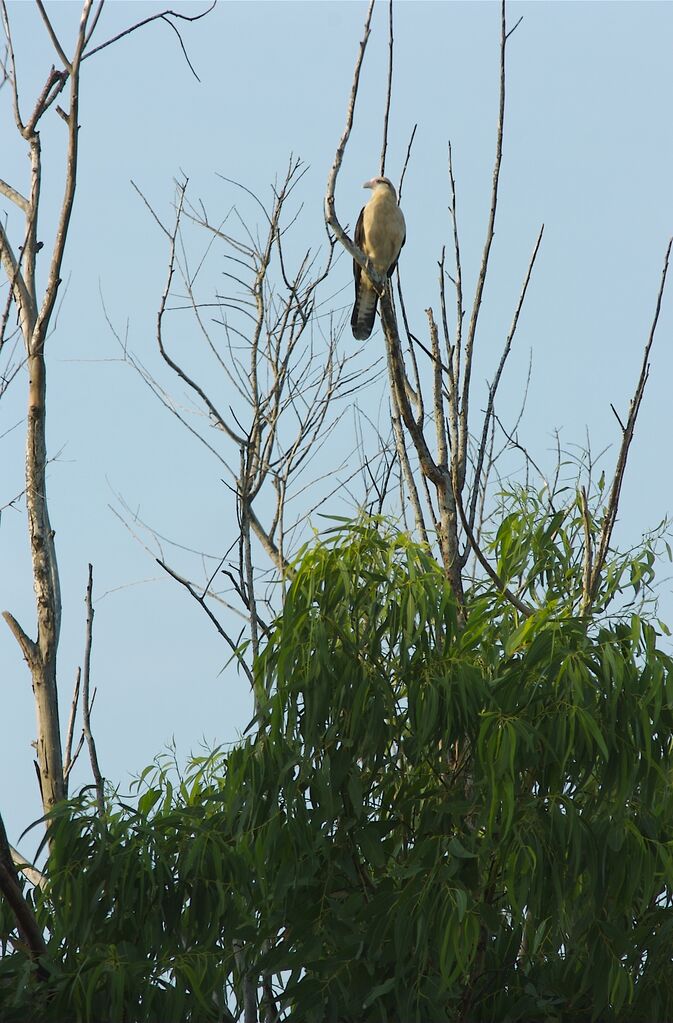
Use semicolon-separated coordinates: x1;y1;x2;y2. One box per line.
1;1;672;846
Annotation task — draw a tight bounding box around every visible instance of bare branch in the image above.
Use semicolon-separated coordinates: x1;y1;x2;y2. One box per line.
9;845;45;890
381;294;442;487
0;218;32;332
380;0;394;178
579;486;593;615
588;237;672;604
82;2;215;80
610;402;626;432
505;14;524;41
324;1;388;292
154;179;246;446
34;2;92;350
1;610;39;670
24;66;68;135
458;0;509;489
395;273;424;416
83;0;105;49
397;123;417;202
427;309;464;603
81;565;104;816
447;141;464;392
492;406;547;491
157;558;255;686
0;176;28;211
0;1;25;131
430;310;449;473
391;402;428;542
468;224;544;532
36;0;71;70
63;667;81;790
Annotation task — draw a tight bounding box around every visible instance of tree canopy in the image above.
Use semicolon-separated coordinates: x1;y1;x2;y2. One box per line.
3;509;673;1022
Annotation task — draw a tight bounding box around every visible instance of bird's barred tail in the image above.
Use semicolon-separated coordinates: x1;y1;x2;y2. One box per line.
351;287;378;341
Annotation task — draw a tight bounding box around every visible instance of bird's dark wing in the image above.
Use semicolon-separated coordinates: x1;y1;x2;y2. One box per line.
351;205;378;340
353;205;366;290
387;227;406;279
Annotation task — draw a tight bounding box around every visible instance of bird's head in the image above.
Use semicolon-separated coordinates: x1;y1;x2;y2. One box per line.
363;176;397;197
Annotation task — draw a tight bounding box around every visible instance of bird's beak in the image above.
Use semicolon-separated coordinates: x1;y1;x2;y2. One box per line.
362;179;376;190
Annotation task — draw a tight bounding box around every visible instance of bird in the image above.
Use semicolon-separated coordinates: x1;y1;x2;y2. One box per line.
351;176;406;341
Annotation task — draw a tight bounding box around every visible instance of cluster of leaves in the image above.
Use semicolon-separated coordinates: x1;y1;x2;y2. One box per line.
482;482;667;620
2;507;673;1021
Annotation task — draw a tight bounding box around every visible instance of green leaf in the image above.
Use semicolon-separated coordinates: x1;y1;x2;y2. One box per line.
447;836;476;859
362;977;396;1007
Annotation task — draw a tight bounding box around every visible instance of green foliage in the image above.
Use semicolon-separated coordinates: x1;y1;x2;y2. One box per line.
3;507;673;1021
482;483;667;619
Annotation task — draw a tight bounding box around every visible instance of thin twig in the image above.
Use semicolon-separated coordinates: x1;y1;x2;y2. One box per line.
154;179;245;446
492;406;546;489
390;395;428;543
0;1;25;131
82;2;215;81
447;141;464;396
82;565;105;816
380;0;394;177
468;224;544;532
157;558;255;686
610;402;625;432
36;0;71;70
458;0;509;491
381;296;442;487
324;1;387;291
63;666;81;791
398;123;417;202
588;238;672;605
579;486;593;614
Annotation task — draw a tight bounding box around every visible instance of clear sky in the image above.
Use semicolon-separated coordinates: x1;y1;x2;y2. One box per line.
1;0;672;849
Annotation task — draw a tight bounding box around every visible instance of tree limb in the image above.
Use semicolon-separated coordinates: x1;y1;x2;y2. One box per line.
324;0;388;293
157;558;255;686
0;810;47;976
0;175;28;211
379;0;394;177
587;237;672;605
468;223;544;533
82;2;215;81
1;610;39;670
36;0;71;70
458;0;509;491
81;565;104;816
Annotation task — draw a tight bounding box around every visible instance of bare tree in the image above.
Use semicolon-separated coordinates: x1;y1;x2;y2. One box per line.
120;157;372;697
0;1;211;827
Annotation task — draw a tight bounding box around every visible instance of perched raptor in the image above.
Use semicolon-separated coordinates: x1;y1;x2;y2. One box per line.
351;176;406;341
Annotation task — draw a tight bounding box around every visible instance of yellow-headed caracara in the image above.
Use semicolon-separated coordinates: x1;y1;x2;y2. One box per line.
351;176;406;341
